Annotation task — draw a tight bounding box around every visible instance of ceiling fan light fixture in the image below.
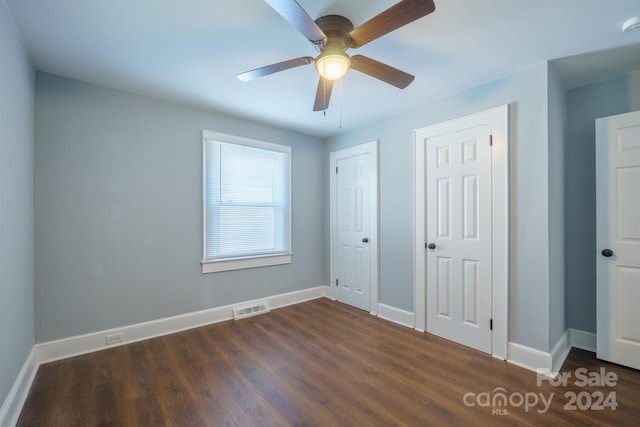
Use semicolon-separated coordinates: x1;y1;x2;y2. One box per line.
622;17;640;33
315;53;351;80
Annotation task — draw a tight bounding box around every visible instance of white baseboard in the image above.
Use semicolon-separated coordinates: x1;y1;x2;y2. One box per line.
377;303;415;328
508;329;598;376
6;293;597;426
507;342;552;373
550;330;571;374
568;328;596;352
37;285;330;364
0;348;38;427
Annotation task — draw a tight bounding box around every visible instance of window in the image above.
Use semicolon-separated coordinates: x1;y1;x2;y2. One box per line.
202;131;291;273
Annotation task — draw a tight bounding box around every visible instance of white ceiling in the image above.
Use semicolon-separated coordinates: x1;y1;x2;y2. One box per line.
6;0;640;138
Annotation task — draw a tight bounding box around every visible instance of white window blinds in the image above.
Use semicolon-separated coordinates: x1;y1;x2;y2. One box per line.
203;132;291;266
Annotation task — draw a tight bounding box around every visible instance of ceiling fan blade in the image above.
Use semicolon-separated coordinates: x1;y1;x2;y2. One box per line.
237;56;314;82
265;0;327;45
351;55;415;89
313;77;334;111
347;0;435;48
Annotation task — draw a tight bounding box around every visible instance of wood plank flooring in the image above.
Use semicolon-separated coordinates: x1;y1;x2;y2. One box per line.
18;298;640;426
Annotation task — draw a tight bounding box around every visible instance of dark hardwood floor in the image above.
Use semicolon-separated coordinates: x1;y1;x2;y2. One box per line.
18;298;640;426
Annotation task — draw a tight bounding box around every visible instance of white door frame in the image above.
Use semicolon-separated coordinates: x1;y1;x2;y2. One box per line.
330;141;379;314
413;105;509;359
596;110;640;370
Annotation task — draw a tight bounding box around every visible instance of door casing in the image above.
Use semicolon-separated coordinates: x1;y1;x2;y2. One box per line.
330;141;379;313
596;110;640;370
414;105;509;359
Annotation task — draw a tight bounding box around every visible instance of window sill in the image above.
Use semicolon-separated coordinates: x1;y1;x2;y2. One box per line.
201;254;292;273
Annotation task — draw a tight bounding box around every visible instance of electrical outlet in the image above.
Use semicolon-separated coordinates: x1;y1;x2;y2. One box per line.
105;332;124;345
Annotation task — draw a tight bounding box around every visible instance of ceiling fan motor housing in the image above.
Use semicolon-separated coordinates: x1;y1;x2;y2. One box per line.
314;15;354;80
315;15;354;52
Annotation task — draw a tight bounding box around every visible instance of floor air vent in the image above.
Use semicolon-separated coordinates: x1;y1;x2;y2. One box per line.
233;301;270;320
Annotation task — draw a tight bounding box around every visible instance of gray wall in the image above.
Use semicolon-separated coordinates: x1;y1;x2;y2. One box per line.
35;72;325;342
565;69;640;333
0;1;35;408
326;63;552;352
547;65;567;349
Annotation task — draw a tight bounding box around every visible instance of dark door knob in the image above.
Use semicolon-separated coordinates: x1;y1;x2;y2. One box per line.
427;243;436;250
602;249;614;257
362;237;369;243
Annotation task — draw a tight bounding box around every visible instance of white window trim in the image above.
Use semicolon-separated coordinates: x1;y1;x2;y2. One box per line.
202;254;292;273
201;130;292;273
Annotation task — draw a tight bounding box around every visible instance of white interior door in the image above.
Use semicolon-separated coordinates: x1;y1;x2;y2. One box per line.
335;153;371;311
425;124;492;354
596;110;640;370
415;105;508;359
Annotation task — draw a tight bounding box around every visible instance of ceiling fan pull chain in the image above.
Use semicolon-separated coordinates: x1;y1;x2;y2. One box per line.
339;79;343;128
323;71;327;117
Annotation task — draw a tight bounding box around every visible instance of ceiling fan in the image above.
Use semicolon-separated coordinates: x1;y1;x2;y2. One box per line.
237;0;436;111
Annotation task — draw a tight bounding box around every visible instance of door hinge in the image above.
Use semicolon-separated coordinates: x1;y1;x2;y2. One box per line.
489;135;493;146
335;279;338;287
490;318;493;330
336;166;338;174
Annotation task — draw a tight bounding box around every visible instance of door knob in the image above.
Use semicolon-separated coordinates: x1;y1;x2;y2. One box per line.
362;237;369;243
427;243;436;250
601;249;614;257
